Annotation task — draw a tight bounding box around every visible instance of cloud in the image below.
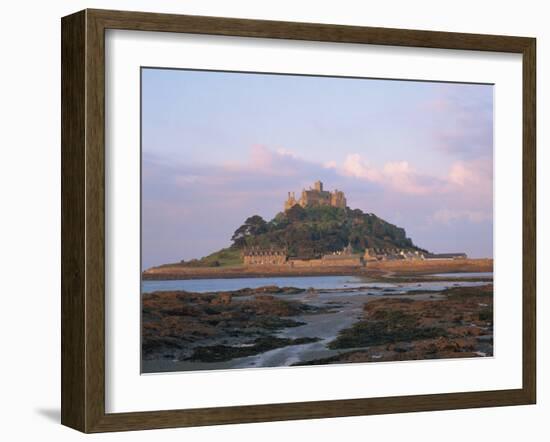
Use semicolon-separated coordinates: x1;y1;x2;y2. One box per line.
446;157;493;212
432;208;492;224
144;145;347;217
448;162;473;186
142;145;494;265
382;161;441;195
448;157;492;187
222;144;314;177
340;153;444;195
338;152;492;201
342;154;382;182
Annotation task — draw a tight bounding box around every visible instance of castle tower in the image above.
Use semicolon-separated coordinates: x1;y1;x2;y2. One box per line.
284;181;347;211
330;189;347;209
284;191;298;211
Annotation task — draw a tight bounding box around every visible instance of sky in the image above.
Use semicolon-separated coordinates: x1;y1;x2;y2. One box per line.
141;68;493;269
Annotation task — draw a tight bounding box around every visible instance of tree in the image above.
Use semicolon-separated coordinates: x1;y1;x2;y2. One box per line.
231;215;268;248
229;206;418;254
285;204;307;222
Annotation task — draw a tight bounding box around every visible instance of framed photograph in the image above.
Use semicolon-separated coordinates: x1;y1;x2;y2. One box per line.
61;9;536;433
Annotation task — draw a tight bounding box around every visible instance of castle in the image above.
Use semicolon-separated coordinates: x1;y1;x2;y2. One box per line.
284;181;347;211
239;181;467;267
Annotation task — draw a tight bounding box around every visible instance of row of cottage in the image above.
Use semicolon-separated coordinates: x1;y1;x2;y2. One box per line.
242;246;467;267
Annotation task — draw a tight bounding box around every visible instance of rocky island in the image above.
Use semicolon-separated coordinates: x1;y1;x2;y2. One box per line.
143;181;491;280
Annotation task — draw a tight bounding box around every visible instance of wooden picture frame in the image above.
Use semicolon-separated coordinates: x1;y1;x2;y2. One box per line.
61;8;536;433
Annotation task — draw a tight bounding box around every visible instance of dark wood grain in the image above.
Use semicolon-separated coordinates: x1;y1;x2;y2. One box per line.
61;8;537;433
522;38;537;404
89;389;531;432
61;10;86;431
90;8;532;52
85;9;107;432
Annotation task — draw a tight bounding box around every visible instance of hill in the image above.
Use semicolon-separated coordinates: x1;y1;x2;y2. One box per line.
177;205;423;267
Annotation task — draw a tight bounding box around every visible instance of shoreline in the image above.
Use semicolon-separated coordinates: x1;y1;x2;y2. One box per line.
142;258;493;281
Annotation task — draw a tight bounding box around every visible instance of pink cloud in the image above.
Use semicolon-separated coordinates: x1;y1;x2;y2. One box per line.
223;145;305;177
342;153;382;182
448;162;473;186
382;161;436;195
448;157;492;188
339;153;492;200
446;157;493;211
340;153;440;195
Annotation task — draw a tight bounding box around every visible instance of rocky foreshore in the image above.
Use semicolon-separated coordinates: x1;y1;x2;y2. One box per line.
295;284;493;365
142;281;493;370
142;286;327;363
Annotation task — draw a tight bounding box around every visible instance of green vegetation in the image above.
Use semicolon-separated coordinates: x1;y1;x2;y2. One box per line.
231;205;421;258
178;247;242;268
180;205;423;267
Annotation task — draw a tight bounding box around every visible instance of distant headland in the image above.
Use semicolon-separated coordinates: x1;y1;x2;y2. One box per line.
143;181;489;280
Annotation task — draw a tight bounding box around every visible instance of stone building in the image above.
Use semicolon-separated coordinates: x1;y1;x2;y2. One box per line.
363;248;466;262
242;247;287;266
364;247;425;262
285;181;347;211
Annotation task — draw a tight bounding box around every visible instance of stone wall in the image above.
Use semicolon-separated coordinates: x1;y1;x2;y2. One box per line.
288;256;363;268
366;258;492;273
288;258;324;268
321;257;363;267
